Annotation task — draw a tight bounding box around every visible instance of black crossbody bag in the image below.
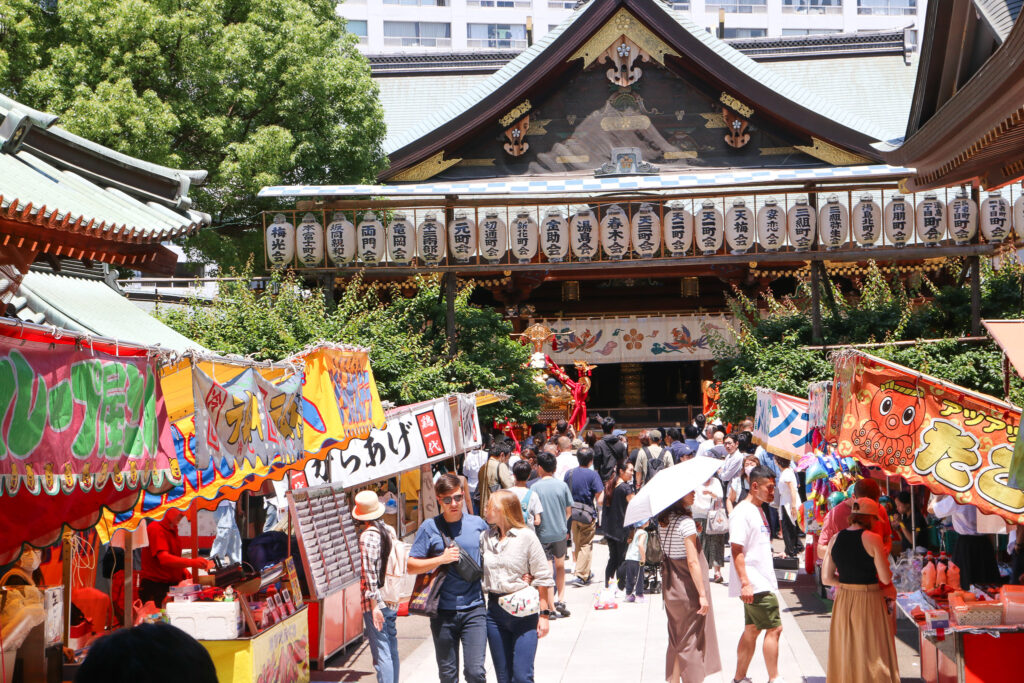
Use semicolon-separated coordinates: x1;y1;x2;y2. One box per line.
438;517;483;584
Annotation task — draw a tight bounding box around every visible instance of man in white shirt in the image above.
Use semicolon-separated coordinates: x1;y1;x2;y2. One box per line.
729;465;784;683
697;429;725;458
931;494;1001;589
554;436;577;481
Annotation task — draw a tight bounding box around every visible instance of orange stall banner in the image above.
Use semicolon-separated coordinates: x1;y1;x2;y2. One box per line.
826;350;1024;525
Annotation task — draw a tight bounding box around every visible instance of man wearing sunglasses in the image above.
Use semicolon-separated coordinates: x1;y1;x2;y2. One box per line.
409;473;490;683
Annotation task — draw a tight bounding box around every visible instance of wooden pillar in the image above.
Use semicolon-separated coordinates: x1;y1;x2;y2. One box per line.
1004;352;1012;400
61;531;73;647
969;254;982;336
810;259;824;344
123;533;134;627
445;195;457;359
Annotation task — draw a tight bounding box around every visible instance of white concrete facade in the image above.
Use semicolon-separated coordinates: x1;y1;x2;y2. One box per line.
338;0;928;53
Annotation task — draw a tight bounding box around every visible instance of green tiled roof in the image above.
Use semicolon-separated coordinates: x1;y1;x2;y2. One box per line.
382;0;902;158
14;271;204;353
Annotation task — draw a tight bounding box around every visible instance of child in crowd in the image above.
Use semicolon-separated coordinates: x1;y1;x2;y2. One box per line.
621;522;648;603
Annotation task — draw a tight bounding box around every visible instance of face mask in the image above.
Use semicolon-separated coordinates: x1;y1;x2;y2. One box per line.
744;465;755;477
19;548;41;572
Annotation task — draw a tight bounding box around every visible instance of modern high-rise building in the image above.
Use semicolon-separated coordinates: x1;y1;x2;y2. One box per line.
337;0;926;54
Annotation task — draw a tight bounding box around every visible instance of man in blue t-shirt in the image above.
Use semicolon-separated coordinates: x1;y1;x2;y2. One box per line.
565;447;604;588
408;474;489;683
531;451;574;617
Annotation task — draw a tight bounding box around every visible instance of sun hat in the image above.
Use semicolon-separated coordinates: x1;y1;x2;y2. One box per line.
851;497;881;517
352;490;385;521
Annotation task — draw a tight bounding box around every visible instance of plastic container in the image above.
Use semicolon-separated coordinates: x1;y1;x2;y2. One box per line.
166;600;242;640
1000;585;1024;625
947;562;961;590
922;554;936;591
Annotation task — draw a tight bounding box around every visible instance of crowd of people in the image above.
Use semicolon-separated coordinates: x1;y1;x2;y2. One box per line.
351;414;839;683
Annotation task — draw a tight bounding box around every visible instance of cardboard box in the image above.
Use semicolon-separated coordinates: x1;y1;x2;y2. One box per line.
166;600;242;640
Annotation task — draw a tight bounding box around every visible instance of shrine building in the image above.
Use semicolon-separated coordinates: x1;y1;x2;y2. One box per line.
259;0;1024;425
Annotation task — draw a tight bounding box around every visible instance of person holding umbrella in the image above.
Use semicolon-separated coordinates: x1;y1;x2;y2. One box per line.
623;456;725;683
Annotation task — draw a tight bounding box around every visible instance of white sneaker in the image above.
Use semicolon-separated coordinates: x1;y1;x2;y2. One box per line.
767;678;787;683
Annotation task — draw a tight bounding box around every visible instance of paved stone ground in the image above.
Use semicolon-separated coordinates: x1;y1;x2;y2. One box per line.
315;537;925;682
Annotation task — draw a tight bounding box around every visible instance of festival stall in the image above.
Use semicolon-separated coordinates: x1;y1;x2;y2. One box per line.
277;392;486;666
825;350;1024;683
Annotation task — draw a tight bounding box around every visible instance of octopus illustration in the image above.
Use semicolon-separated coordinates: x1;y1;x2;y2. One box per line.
851;380;924;466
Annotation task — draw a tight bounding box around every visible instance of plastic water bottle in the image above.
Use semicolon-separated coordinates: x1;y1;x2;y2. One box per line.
947;561;961;590
936;551;948;587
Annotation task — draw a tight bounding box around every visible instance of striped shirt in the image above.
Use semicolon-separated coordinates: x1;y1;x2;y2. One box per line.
659;512;698;559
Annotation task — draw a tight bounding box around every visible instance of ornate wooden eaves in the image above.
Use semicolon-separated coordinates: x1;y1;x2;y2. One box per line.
569;8;679;70
599;36;649;87
794;137;872;166
390;151;463;181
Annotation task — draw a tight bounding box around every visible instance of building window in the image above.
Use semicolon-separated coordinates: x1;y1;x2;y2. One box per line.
857;0;916;15
467;23;529;49
705;0;768;13
722;27;768;38
547;0;577;8
781;28;842;35
345;19;369;45
782;0;842;13
467;0;532;6
383;21;452;47
382;0;447;5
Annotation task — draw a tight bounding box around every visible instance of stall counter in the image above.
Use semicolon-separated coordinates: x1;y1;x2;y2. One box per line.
200;606;309;683
897;592;1023;683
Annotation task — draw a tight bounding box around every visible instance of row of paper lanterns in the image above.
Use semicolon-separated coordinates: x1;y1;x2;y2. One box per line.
266;189;1024;268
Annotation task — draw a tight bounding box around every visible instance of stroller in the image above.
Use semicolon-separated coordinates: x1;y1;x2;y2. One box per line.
642;519;663;594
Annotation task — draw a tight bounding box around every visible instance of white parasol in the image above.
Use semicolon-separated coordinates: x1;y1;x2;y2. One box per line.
623;455;724;527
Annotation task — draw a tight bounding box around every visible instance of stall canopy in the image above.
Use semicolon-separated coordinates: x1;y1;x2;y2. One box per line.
983;319;1024;379
826;350;1024;525
100;343;385;536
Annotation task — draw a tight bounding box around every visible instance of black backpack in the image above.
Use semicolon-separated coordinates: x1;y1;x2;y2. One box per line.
644;447;671;481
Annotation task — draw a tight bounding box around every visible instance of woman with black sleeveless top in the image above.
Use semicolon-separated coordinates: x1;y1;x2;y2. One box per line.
821;497;899;683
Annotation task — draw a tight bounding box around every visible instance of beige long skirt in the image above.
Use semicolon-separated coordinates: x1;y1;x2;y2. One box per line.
663;551;722;683
827;583;899;683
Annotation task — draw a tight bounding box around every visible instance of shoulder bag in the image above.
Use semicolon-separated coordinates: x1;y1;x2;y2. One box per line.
438;517;483;584
708;497;729;535
566;470;596;525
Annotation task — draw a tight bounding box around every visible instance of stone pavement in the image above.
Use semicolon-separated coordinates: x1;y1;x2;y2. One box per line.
397;540;826;683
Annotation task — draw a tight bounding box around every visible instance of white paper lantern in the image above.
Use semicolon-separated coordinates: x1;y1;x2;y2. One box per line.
663;202;693;256
981;190;1011;243
570;208;599;261
883;195;913;248
755;199;784;252
600;205;629;259
266;213;295;268
852;194;881;248
725;199;753;255
948;190;978;245
417;212;446;265
540;209;569;262
479;211;508;264
448;211;477;264
696;200;724;255
818;195;848;251
326;211;356;265
511;211;539;263
915;192;946;247
1014;191;1024;242
386;212;414;265
787;196;816;252
357;210;385;264
630;203;661;258
295;212;324;266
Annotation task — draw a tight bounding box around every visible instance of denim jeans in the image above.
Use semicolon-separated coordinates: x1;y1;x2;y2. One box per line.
620;559;644;597
485;598;539;683
429;604;487;683
362;606;400;683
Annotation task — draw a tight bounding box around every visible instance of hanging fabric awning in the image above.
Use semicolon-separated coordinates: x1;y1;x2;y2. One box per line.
983;319;1024;379
825;350;1024;524
98;343;385;536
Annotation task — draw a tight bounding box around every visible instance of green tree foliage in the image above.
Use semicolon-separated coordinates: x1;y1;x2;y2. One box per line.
1;0;385;270
157;269;540;423
712;257;1024;423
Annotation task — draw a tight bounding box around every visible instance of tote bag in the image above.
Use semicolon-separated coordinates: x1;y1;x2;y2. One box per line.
408;567;448;617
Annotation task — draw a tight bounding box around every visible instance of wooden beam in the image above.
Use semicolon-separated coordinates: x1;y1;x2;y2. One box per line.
445;196;457;359
296;242;996;278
